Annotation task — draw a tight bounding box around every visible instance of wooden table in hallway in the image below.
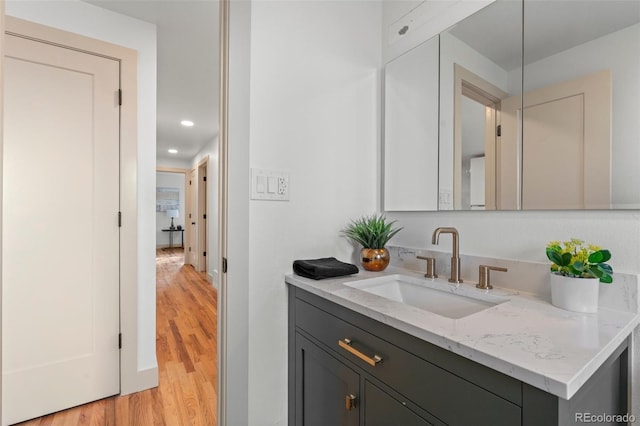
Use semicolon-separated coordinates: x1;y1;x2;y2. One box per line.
15;247;218;426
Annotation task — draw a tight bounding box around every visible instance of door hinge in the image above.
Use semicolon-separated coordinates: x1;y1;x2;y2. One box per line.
189;180;192;185
496;124;502;137
222;257;228;273
203;251;206;257
203;214;207;220
203;176;207;182
189;247;191;252
118;211;122;227
118;89;122;106
118;333;122;349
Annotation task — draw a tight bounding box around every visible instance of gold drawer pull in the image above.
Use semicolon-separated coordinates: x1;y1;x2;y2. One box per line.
338;338;383;366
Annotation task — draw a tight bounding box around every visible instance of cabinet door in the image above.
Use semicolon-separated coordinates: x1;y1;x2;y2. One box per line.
364;381;436;426
295;333;360;426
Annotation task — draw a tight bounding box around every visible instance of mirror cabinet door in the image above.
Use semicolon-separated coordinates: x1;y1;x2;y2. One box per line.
383;36;439;211
519;0;640;210
439;0;523;211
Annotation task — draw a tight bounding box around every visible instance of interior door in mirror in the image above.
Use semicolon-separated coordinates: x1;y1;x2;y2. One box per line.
517;0;640;209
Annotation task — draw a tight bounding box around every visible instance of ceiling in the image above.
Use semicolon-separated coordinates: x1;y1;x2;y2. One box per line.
85;0;220;166
449;0;640;71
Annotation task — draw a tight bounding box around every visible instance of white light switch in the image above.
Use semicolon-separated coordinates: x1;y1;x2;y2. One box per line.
256;175;266;193
267;176;277;193
251;168;290;201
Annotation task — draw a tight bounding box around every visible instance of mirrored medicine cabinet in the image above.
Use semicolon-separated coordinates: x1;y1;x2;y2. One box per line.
383;0;640;211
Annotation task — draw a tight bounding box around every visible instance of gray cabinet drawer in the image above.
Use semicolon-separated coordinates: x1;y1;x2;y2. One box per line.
295;297;521;426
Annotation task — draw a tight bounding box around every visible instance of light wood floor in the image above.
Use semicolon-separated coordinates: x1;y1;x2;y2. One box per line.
15;248;218;426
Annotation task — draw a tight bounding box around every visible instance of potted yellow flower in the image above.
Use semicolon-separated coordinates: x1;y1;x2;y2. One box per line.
546;239;613;313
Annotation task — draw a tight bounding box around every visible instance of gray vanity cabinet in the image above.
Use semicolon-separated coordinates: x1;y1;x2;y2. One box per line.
288;285;629;426
363;380;434;426
294;331;438;426
294;333;360;426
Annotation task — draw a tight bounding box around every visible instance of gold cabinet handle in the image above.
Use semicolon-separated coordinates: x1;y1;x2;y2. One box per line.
345;394;357;411
338;338;383;367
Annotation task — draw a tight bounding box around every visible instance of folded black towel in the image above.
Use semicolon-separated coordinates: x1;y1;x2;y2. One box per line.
293;257;359;280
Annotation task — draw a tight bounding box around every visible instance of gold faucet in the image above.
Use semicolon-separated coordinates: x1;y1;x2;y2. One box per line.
432;227;462;284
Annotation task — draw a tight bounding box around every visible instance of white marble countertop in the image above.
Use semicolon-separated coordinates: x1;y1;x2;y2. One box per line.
286;266;640;400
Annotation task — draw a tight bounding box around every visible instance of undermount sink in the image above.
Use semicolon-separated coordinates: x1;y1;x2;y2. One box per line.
344;274;508;319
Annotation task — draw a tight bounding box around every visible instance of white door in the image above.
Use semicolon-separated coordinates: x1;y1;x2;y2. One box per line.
197;162;208;272
2;33;120;424
500;70;611;209
186;168;198;267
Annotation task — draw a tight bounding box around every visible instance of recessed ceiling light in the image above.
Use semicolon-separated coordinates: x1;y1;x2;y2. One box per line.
168;149;178;154
181;120;194;127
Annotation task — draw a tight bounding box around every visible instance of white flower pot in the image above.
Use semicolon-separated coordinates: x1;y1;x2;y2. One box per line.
550;273;600;313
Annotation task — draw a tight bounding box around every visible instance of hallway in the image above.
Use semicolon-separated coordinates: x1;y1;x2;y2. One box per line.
15;248;218;425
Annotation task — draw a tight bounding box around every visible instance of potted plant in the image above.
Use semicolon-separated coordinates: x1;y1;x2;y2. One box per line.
342;214;403;271
546;239;613;313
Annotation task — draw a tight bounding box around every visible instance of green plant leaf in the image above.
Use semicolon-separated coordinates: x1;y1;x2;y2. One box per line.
587;266;603;278
341;214;403;249
597;263;613;275
600;274;613;284
573;261;585;272
588;251;601;263
567;264;582;276
546;248;571;266
599;249;611;263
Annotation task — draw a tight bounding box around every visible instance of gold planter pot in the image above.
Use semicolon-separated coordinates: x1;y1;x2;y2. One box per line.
360;248;390;272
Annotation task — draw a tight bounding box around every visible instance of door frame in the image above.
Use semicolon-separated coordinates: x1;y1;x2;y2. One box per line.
218;0;230;423
453;64;508;210
156;167;189;256
0;16;143;416
186;167;198;267
197;156;209;274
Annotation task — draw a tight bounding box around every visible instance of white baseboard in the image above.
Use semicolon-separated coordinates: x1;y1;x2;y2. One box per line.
211;270;219;289
120;365;158;396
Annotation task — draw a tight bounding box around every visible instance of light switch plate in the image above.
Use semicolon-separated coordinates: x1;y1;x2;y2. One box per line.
251;168;290;201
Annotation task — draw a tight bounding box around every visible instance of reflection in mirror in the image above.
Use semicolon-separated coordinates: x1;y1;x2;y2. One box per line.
439;0;523;210
462;97;488;210
383;0;639;211
515;0;640;209
384;36;439;211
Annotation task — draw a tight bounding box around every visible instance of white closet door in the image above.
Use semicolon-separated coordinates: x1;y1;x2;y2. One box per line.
3;33;120;424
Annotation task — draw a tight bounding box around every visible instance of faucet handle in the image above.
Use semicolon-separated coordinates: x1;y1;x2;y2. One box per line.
477;265;508;290
417;256;438;279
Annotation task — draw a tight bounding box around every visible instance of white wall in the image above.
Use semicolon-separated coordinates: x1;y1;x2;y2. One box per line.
225;1;381;424
191;137;219;284
512;23;640;208
5;0;158;392
157;156;192;169
156;172;186;247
